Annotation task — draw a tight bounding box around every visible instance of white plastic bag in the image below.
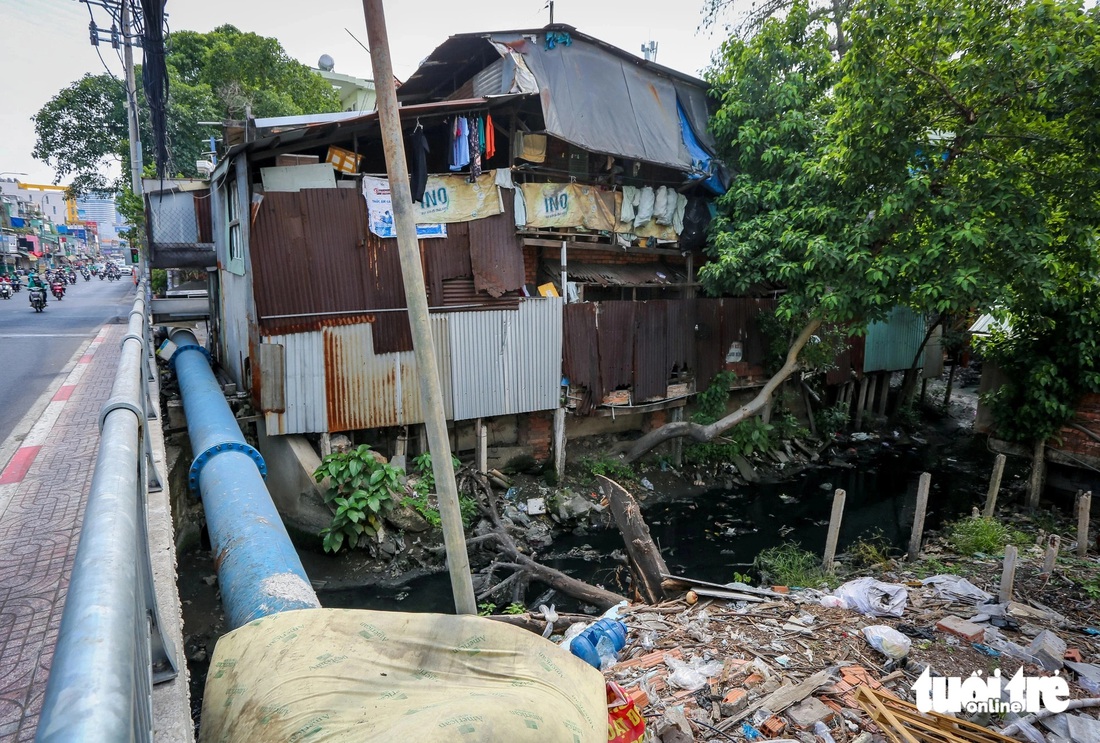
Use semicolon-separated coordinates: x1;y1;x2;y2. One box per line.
833;578;908;617
820;595;847;609
862;625;912;660
921;575;992;605
666;655;724;691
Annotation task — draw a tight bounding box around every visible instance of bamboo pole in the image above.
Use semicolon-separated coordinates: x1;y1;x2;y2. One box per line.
822;489;846;572
907;473;932;561
362;0;475;614
983;454;1006;518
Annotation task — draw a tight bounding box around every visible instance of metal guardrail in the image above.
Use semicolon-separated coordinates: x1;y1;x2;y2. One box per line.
36;282;178;742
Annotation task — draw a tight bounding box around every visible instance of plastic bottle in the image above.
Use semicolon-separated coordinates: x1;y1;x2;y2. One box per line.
568;618;628;669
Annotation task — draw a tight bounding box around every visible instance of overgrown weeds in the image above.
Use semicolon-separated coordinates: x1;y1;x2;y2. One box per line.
845;529;894;569
754;543;835;588
946;516;1030;556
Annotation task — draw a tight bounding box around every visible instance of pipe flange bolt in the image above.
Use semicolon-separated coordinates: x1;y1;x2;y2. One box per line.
169;344;211;374
188;441;267;494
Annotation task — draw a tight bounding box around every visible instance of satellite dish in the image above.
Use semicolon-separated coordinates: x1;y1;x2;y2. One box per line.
318;54;335;71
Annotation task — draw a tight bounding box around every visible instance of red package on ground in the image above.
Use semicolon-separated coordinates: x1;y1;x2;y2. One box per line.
607;681;646;742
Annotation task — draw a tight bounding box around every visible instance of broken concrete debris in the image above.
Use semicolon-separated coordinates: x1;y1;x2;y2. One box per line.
585;566;1100;742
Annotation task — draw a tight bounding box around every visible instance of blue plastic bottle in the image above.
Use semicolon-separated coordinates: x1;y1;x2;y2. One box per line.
569;619;627;669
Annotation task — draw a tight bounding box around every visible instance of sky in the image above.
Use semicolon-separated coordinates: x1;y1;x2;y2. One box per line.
0;0;736;187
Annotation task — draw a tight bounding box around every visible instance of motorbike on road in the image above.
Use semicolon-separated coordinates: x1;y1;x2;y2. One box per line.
29;287;46;312
51;282;66;300
0;283;11;300
82;269;91;281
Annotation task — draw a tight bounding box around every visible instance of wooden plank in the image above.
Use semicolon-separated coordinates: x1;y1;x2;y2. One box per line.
716;669;832;731
600;475;668;604
660;573;790;600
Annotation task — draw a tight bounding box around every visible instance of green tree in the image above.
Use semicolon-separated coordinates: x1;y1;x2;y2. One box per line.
32;25;340;194
627;0;1100;461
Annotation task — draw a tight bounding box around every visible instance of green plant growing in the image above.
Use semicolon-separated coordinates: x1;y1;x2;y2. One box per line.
815;401;850;438
846;530;894;569
459;495;479;529
692;371;738;424
946;516;1030;556
410;451;461;496
684;417;777;465
313;444;404;553
753;543;834;588
503;602;526;615
580;456;636;483
731;571;753;585
477;602;496;616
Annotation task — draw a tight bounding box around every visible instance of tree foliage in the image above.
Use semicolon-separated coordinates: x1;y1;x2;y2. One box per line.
32;24;340;194
629;0;1100;459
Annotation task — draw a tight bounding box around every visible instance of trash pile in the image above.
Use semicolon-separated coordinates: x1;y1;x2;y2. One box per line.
572;573;1100;742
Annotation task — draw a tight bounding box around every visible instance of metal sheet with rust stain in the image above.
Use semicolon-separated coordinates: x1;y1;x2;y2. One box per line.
563;303;599;414
597;302;635;399
469;196;525;298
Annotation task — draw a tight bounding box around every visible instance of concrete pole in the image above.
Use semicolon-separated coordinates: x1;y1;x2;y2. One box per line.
362;0;475;615
999;545;1018;603
822;489;846;572
983;453;1006;518
1078;491;1092;558
907;472;931;561
121;0;143;195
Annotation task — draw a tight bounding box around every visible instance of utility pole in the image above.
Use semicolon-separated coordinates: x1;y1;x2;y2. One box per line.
360;0;476;616
120;0;143;197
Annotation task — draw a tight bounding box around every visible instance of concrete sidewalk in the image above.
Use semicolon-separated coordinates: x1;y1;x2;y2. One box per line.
0;321;191;741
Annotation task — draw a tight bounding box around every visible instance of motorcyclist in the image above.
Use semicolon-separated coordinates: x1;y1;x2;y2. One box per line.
27;273;48;305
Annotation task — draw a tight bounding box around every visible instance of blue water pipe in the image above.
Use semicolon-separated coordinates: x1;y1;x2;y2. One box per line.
170;329;320;629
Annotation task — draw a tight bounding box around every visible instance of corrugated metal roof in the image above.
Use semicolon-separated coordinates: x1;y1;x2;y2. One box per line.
864;307;927;373
557;262;687;287
448;298;563;420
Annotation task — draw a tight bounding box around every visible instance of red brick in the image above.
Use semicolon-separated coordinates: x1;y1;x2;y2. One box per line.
936;615;986;642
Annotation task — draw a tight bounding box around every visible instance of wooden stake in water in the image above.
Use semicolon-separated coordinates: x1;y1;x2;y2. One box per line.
999;544;1018;603
822;489;846;572
1041;535;1060;576
983;454;1006;518
1078;491;1092;558
907;472;932;561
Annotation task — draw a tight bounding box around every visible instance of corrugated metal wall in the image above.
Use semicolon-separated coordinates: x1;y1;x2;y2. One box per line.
448;298;563;421
262;331;329;435
864;307;927;373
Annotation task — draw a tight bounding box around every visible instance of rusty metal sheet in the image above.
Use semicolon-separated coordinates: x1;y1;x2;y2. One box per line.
633;301;669;401
695;299;723;388
563;303;599;413
423;222;471;304
437;276;520;312
248;188;413;351
258;342;285;413
470;196;524;298
321;316;453;432
597;302;635;399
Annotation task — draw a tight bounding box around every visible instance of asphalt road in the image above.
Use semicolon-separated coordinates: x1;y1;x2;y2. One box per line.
0;274;137;452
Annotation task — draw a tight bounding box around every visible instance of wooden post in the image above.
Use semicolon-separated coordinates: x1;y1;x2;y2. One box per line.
598;475;668;604
943;358;957;409
553;407;566;481
320;432;332;458
876;372;889;416
363;0;475;615
669;406;683;467
1041;535;1060;576
822;489;846;571
983;454;1006;518
854;377;869;430
907;472;932;561
865;375;878;419
1078;491;1092;558
1026;438;1046;510
476;418;488;474
999;545;1018;603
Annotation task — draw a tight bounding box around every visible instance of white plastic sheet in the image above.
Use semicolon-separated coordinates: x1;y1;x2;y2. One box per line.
831;577;908;617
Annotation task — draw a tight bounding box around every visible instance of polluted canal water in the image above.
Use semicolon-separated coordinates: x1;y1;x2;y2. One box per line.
178;427;1023;726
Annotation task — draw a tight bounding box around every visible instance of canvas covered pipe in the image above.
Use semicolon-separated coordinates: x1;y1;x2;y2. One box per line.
170;329;319;629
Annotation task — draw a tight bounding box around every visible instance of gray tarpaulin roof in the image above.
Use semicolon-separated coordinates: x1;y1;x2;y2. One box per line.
397;26;717;173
